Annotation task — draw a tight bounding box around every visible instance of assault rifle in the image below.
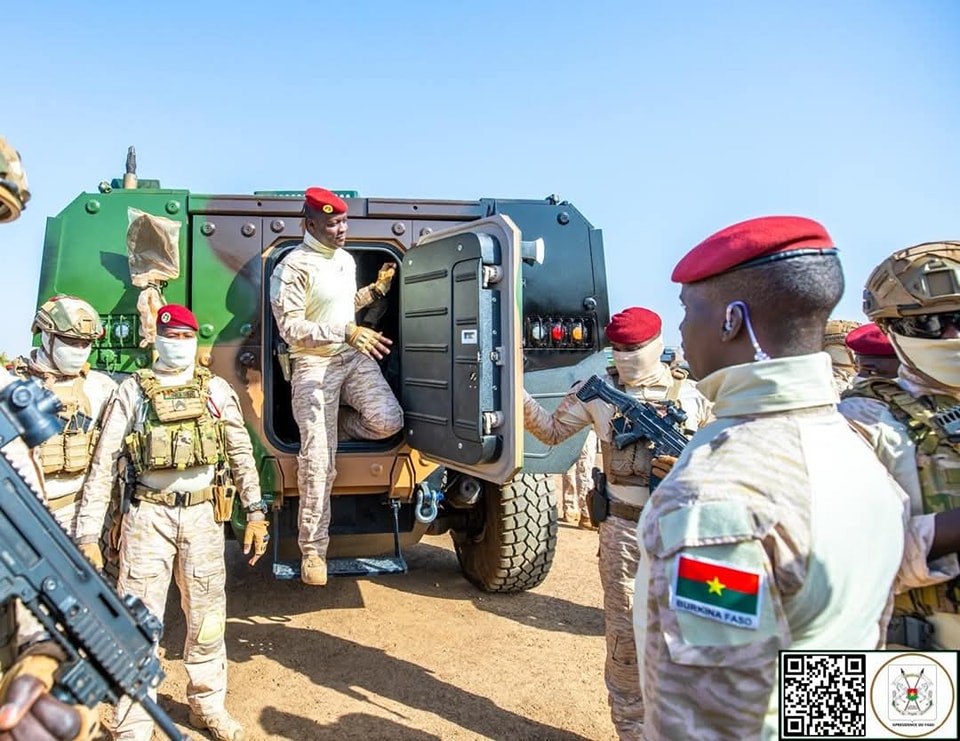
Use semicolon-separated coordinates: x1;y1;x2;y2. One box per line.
575;374;690;457
0;377;185;741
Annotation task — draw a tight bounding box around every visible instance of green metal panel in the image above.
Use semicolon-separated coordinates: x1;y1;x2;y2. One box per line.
37;189;190;372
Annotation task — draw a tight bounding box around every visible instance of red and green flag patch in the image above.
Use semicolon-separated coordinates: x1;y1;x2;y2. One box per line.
670;554;764;629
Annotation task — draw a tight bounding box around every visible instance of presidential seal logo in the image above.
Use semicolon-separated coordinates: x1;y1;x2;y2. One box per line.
870;652;957;738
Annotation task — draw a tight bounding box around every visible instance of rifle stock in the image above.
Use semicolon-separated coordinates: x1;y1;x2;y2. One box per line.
0;378;185;741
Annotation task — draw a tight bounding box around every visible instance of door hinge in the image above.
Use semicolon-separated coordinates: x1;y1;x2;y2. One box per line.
482;411;504;435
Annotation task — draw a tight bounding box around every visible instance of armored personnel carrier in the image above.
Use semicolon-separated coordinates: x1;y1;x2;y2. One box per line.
37;149;610;592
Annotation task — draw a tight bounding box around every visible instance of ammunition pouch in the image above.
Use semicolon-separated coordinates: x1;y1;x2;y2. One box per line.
47;491;81;513
127;369;224;474
608;500;644;523
133;485;214;508
886;615;934;650
587;467;609;524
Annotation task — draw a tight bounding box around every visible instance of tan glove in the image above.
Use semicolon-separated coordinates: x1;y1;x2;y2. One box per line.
78;543;103;571
345;322;391;359
374;262;397;296
243;518;269;566
0;654;97;740
651;455;679;481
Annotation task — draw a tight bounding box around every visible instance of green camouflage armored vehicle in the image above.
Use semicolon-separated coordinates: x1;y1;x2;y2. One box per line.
37;149;610;592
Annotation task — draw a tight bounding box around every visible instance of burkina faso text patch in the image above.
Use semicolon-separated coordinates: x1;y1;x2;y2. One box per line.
670;553;764;629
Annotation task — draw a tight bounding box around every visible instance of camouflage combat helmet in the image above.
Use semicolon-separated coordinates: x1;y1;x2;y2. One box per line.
864;242;960;321
0;136;30;223
32;295;104;340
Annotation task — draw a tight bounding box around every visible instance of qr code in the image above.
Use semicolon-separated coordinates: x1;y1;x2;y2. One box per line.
781;653;866;737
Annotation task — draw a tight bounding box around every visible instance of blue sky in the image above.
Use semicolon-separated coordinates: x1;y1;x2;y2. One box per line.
4;0;960;353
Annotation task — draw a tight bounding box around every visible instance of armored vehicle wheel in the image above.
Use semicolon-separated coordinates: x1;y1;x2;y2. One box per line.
452;473;558;593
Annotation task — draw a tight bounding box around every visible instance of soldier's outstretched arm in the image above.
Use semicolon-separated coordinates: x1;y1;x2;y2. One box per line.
76;381;138;546
269;263;349;347
522;384;595;446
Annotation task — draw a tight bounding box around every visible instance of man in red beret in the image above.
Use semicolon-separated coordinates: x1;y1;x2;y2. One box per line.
76;304;268;741
523;306;710;740
269;188;403;586
839;242;960;653
636;216;940;739
843;322;900;380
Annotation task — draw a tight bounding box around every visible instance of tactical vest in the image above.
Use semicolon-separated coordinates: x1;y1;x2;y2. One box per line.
844;378;960;615
9;358;95;475
125;368;223;474
600;369;687;487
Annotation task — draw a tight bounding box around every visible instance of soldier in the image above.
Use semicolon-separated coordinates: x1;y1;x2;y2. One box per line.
636;216;952;739
844;321;900;381
523;307;710;740
76;304;269;741
840;241;960;651
823;318;861;394
559;428;599;528
269;187;404;586
7;296;118;544
0;136;98;740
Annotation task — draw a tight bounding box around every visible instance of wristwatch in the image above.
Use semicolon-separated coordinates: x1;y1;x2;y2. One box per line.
245;500;268;515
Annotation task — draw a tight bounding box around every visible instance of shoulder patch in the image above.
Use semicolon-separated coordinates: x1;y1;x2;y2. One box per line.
671;553;764;630
658;500;775;555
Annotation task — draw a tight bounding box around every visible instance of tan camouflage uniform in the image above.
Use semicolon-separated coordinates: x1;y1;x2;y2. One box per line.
840;365;960;649
524;365;710;740
76;366;261;741
270;241;403;559
635;354;946;740
824;318;860;396
9;351;117;536
560;428;598;522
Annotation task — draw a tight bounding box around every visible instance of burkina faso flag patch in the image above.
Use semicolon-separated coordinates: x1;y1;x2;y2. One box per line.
670;553;764;629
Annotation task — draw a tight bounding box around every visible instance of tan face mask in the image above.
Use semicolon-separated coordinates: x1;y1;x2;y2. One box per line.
612;337;665;387
890;333;960;388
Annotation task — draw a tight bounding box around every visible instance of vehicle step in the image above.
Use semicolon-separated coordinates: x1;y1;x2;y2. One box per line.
271;556;408;580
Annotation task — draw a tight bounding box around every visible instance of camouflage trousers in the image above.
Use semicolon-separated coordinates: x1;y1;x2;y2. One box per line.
291;350;403;557
561;430;597;519
599;513;644;740
111;499;228;741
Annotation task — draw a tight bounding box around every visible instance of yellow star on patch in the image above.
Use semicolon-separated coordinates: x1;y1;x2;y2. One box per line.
706;576;725;596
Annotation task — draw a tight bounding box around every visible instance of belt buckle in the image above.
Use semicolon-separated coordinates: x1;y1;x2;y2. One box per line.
174;491;188;507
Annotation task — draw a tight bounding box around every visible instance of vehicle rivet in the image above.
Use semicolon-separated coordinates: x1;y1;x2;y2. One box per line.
200;323;215;338
419;227;433;237
370;463;383;476
240;322;253;337
135;354;149;368
199;354;212;367
457;442;463;449
392;222;406;236
457;244;463;251
241;223;257;237
85;199;100;214
270;219;285;233
200;222;216;236
165;200;181;214
557;212;570;225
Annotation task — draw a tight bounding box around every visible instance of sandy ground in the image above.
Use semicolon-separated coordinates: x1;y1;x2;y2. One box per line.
98;517;616;741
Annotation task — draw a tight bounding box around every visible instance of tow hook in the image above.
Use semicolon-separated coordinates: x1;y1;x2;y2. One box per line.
415;484;443;524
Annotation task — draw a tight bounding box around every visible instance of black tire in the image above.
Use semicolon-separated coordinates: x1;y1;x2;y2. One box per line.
452;473;558;593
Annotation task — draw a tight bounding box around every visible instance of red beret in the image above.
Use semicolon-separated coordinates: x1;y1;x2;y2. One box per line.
305;187;348;216
672;216;837;284
845;322;895;357
157;304;199;331
605;307;662;345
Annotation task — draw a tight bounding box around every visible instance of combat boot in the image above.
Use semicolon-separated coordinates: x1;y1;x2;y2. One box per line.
301;554;328;586
578;514;597;531
188;710;245;741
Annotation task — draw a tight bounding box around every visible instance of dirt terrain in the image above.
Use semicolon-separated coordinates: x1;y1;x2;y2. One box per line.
101;516;616;741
